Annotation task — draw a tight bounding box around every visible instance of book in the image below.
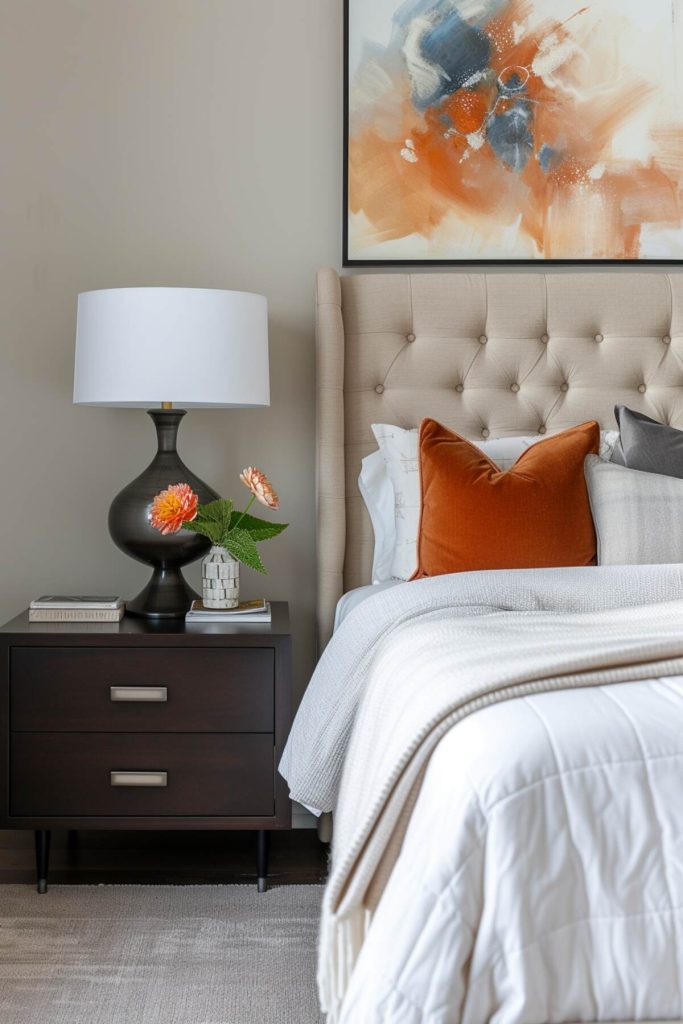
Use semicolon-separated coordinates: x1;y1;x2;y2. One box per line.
30;595;123;611
29;607;125;623
186;599;271;623
192;599;268;616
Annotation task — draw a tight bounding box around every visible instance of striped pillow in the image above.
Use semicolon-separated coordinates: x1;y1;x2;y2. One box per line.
585;454;683;564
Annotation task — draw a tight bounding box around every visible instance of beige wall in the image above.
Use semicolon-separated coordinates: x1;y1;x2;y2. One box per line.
0;0;341;698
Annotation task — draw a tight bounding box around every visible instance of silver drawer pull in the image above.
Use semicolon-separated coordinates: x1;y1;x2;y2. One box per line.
110;686;167;703
110;771;168;788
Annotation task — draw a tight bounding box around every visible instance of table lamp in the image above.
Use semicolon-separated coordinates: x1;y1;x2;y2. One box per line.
74;287;270;619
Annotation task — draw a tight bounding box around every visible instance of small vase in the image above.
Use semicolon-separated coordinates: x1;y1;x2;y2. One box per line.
202;546;240;609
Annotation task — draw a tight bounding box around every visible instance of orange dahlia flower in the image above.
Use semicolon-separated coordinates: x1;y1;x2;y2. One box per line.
150;483;199;535
239;467;280;510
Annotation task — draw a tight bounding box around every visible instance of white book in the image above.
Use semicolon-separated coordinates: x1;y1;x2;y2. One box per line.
186;600;271;624
30;595;124;610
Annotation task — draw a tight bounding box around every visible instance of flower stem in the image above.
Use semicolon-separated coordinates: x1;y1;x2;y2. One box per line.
232;493;255;532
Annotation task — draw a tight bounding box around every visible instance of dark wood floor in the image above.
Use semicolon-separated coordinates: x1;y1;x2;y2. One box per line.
0;828;329;887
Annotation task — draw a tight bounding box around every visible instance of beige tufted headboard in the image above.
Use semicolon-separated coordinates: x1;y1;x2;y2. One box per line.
316;268;683;648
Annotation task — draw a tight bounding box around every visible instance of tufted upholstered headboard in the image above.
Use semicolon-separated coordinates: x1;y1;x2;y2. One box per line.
315;268;683;648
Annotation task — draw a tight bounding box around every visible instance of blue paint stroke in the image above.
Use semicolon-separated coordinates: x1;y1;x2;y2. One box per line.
393;0;492;110
498;70;526;95
419;9;491;106
487;103;534;172
536;143;562;173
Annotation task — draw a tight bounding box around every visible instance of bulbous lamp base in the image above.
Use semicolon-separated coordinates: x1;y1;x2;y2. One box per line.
109;409;219;619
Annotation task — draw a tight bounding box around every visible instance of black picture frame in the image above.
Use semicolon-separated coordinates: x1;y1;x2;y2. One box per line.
342;0;683;268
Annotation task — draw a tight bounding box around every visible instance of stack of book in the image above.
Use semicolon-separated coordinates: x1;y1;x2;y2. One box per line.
29;596;125;623
185;599;271;623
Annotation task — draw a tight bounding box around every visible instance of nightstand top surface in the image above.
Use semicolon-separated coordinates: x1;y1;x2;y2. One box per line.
0;601;290;644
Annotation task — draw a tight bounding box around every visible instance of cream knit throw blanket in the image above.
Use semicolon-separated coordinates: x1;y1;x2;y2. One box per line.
279;565;683;1021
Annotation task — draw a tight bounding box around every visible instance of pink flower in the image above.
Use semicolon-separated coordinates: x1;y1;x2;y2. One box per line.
150;483;199;535
239;467;280;510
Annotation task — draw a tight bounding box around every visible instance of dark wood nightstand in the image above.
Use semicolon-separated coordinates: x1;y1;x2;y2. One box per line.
0;603;292;893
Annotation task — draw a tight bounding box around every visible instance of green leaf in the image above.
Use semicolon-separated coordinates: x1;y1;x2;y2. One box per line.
229;511;288;541
182;499;235;547
181;519;223;545
223;527;267;574
197;498;233;530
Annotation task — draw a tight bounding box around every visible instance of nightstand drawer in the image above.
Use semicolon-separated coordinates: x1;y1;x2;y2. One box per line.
11;647;274;732
11;733;275;817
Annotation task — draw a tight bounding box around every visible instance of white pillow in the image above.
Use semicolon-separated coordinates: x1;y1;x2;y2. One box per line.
361;425;620;581
358;450;395;583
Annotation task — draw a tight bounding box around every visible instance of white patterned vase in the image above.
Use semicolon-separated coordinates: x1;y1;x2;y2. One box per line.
201;546;240;609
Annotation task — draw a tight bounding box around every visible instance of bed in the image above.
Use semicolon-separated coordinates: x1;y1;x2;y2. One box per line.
282;269;683;1024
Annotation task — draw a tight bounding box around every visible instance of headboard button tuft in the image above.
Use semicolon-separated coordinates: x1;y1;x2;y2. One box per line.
560;382;569;393
638;384;647;394
479;334;488;345
481;428;490;438
595;333;604;343
406;332;416;343
455;384;464;393
541;334;549;344
510;383;520;393
663;335;672;345
375;384;385;395
538;425;547;434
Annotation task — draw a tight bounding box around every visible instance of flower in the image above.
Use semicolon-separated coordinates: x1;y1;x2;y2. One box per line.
239;467;280;510
150;483;199;535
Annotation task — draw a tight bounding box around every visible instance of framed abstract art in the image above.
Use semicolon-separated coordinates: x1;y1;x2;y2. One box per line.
344;0;683;264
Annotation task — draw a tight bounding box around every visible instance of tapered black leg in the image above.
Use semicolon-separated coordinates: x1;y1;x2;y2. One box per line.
34;830;50;895
257;830;270;893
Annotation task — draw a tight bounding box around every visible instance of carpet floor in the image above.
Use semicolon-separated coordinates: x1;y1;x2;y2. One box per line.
0;884;324;1024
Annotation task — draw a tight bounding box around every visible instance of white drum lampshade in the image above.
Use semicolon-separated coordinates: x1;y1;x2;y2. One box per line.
72;287;271;620
74;287;270;408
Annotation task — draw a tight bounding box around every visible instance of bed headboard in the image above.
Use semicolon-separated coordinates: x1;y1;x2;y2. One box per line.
316;268;683;647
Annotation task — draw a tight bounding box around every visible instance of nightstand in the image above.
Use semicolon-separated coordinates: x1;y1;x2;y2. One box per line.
0;603;292;893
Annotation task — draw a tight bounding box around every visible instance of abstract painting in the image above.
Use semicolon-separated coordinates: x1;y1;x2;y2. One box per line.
345;0;683;263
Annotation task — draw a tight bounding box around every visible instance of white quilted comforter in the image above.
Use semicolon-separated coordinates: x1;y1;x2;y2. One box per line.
340;675;683;1023
280;566;683;1024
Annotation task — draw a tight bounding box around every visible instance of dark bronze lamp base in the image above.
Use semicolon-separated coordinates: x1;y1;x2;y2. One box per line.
125;567;200;620
109;409;219;619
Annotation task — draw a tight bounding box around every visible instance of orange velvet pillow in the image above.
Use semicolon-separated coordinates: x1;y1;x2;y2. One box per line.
413;419;600;578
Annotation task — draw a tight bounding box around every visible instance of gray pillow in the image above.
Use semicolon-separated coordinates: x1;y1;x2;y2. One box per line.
584;454;683;565
613;404;683;478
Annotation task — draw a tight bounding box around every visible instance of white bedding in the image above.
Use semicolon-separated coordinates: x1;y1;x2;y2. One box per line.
280;566;683;1023
340;677;683;1023
333;580;401;632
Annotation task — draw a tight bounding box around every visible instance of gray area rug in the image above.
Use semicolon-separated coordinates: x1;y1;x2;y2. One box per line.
0;884;324;1024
